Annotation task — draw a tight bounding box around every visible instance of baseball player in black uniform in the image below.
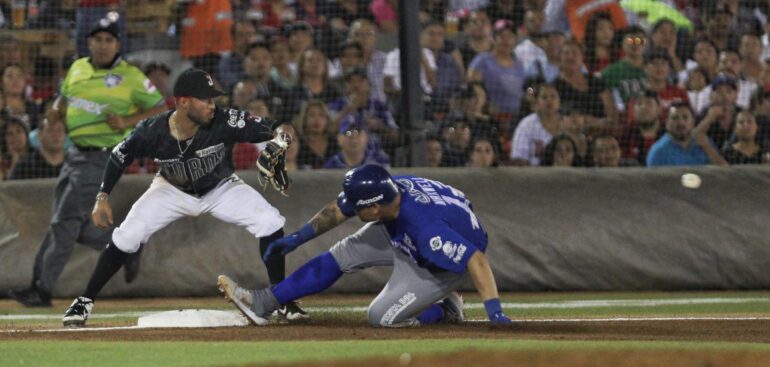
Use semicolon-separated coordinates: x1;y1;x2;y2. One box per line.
62;68;305;326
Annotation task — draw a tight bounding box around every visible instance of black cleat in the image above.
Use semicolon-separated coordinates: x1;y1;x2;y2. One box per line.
62;297;94;327
7;287;52;307
275;301;309;321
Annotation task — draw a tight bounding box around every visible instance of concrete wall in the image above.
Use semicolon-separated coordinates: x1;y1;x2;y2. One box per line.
2;166;770;298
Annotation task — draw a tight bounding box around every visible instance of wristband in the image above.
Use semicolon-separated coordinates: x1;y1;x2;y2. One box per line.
483;298;503;319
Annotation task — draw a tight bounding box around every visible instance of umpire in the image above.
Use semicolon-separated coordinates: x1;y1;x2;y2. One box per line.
8;17;166;307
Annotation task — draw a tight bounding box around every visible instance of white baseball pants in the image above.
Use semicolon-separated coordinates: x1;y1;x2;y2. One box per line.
112;175;285;253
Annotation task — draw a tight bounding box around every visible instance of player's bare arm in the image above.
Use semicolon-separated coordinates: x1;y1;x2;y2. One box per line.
467;250;511;324
466;251;500;302
309;201;350;236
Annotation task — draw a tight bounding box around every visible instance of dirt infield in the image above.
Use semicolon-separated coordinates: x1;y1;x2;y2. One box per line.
4;295;770;366
3;295;770;344
4;315;770;344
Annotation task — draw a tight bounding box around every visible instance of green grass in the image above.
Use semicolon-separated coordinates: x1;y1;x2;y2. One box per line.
3;339;770;367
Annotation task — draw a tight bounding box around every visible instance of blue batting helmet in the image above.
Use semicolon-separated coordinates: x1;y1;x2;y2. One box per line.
342;165;399;210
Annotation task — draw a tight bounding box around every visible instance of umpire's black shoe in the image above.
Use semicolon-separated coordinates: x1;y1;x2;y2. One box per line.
124;246;143;284
8;287;52;307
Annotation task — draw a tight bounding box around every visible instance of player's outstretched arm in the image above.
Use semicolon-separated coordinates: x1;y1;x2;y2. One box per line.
263;200;350;260
467;251;513;325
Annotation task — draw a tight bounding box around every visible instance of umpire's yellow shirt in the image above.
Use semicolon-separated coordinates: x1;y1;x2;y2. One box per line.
61;57;164;148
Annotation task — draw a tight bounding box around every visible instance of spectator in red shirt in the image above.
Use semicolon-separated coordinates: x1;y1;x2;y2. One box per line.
619;90;665;166
642;48;689;119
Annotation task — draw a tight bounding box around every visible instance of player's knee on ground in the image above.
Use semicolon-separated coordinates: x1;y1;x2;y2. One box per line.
111;225;145;253
367;299;418;327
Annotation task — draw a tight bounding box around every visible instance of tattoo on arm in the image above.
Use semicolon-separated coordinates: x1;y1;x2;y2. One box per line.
309;201;347;236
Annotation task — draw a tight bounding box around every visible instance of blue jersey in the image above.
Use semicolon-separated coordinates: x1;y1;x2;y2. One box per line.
339;176;488;274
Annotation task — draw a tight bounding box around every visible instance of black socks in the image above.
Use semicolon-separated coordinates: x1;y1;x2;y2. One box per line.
83;242;130;300
260;228;285;286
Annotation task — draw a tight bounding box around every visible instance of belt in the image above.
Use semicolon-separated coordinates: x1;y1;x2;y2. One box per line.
76;145;110;152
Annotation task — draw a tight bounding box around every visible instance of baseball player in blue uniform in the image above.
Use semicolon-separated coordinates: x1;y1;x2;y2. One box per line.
61;68;305;327
219;164;512;326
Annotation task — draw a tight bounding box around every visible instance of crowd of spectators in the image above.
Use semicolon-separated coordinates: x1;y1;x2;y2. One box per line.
3;0;770;181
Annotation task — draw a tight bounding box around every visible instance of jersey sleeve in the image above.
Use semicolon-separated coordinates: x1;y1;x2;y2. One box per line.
130;71;165;109
416;222;480;274
224;109;278;143
100;120;148;193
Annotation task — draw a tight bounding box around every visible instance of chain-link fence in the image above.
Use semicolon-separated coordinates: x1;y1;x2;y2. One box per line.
1;1;770;181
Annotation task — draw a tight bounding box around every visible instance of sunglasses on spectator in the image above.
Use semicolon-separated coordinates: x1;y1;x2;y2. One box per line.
625;36;647;46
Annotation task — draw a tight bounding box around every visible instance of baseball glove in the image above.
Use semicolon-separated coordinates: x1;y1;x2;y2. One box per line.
256;132;292;196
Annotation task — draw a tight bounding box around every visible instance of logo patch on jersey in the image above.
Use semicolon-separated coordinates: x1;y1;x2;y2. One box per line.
453;244;467;264
196;143;224;157
104;73;123;88
143;78;157;93
442;241;457;258
429;236;442;251
111;141;127;163
237;119;245;128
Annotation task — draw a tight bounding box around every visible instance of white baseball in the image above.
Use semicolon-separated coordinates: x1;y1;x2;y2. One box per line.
399;352;412;366
681;173;701;189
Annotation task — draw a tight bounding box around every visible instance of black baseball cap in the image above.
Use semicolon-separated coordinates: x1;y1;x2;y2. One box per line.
711;72;738;90
344;66;369;81
644;47;673;66
89;17;120;39
173;68;224;99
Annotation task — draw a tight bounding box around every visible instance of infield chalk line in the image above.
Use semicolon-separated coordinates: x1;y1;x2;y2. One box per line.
4;316;770;333
3;297;770;321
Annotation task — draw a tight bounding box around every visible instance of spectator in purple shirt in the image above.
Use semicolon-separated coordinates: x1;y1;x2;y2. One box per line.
323;118;389;169
467;19;526;115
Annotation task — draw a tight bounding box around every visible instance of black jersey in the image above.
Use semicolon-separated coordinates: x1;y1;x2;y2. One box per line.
101;107;279;196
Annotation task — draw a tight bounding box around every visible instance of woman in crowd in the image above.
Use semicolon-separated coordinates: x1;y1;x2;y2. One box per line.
2;64;40;129
649;19;685;73
509;83;561;166
553;39;614;127
466;136;498;168
721;110;767;164
0;116;32;178
583;12;618;74
542;134;579;167
458;10;493;69
295;99;338;169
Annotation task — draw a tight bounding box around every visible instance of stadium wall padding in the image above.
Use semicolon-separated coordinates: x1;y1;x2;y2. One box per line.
2;166;770;298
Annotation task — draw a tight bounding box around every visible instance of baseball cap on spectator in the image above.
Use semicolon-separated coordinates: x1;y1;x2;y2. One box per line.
173;68;224;99
452;84;476;99
285;21;314;37
709;4;734;17
711;72;738;90
644;47;673;67
89;17;120;39
344;66;369;81
492;19;516;36
339;40;363;54
338;118;365;135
